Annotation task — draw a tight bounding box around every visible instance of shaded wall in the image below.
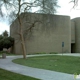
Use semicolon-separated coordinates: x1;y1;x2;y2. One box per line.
71;18;80;53
71;21;75;43
10;13;71;54
71;20;75;53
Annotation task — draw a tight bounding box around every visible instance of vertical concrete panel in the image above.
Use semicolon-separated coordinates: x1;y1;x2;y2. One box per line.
72;18;80;53
71;21;75;43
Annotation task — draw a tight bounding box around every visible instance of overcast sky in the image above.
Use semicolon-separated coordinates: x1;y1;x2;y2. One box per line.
0;0;80;34
56;0;80;18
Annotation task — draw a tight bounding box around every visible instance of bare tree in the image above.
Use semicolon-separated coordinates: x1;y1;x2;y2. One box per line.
33;0;59;14
70;0;78;8
0;0;59;59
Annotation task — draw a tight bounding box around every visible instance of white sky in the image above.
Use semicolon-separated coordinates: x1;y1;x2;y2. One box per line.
56;0;80;18
0;19;9;34
0;0;80;34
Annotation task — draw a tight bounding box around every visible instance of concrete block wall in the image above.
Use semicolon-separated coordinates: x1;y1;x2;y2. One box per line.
10;13;71;54
71;21;75;43
71;18;80;53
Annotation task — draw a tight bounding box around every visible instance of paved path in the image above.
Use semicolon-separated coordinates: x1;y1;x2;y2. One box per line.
0;53;80;80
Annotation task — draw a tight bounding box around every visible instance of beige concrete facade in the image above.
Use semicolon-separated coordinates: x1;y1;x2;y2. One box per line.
71;21;75;43
10;13;80;54
71;18;80;53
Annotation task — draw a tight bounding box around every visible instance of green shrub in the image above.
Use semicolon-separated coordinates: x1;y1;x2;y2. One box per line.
35;52;46;54
0;36;14;50
49;52;58;54
0;51;11;54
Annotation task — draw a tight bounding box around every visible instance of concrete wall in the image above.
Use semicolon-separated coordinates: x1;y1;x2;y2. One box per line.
10;13;71;54
71;18;80;53
71;21;75;43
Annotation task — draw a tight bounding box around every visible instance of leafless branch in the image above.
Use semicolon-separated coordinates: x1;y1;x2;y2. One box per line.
70;0;78;8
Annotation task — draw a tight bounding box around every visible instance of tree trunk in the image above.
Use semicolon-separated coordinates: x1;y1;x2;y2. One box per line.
18;16;26;59
20;33;26;59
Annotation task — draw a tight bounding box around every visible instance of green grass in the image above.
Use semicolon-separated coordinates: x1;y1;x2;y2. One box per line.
0;68;39;80
13;55;80;74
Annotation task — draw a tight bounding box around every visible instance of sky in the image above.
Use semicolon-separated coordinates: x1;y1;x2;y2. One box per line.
0;18;9;34
56;0;80;18
0;0;80;34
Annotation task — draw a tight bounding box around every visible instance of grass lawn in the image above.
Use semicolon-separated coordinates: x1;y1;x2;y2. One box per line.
13;55;80;74
0;68;39;80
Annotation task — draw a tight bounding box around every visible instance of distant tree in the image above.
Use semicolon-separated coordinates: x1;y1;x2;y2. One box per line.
0;38;4;51
0;33;14;51
0;35;3;40
2;30;8;37
3;37;14;49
